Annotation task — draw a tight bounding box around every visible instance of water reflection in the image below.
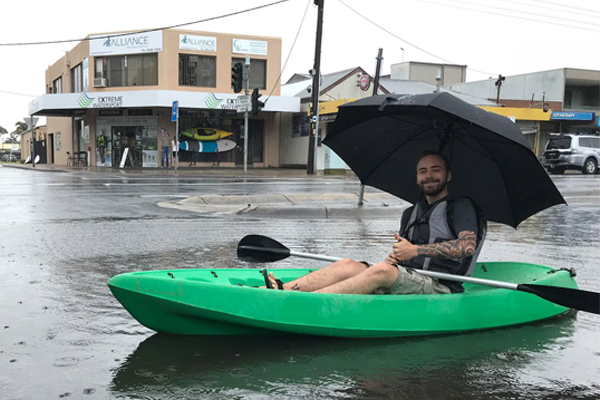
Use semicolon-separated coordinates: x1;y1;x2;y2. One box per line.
110;314;599;400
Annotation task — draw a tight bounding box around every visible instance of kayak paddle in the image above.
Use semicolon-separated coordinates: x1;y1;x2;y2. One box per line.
237;234;600;315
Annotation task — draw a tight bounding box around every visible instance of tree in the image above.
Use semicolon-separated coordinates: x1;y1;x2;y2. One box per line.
0;126;7;135
15;121;28;133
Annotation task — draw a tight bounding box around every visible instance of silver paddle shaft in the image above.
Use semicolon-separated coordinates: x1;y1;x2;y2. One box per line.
288;250;518;290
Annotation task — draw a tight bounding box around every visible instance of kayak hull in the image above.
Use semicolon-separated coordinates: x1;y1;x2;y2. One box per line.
108;262;577;338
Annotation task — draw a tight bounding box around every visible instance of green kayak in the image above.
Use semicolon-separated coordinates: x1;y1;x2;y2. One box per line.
107;262;577;338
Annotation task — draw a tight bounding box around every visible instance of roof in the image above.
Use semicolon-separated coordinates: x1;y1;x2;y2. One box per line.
281;67;362;99
379;78;498;106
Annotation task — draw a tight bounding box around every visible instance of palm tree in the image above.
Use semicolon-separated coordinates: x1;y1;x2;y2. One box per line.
15;121;28;133
0;126;7;135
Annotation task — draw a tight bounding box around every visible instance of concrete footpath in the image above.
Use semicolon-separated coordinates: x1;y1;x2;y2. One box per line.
158;192;407;218
2;163;409;218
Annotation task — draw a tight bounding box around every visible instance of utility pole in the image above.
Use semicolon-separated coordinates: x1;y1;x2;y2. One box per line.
358;48;383;206
243;56;250;175
495;74;505;104
307;0;324;175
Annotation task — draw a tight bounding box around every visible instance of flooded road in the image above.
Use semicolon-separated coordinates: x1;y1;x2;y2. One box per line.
0;168;598;399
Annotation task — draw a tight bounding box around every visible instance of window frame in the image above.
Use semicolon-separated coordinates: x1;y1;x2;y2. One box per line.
71;63;83;93
178;53;217;88
93;53;158;87
53;77;62;94
232;58;266;90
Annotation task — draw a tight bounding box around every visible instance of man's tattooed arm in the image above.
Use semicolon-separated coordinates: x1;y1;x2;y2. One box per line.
416;231;476;259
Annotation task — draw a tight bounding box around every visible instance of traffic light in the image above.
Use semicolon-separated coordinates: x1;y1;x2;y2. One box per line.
251;88;265;116
231;62;243;93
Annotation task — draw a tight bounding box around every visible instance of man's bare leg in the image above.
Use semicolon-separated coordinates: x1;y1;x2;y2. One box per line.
315;262;399;294
266;258;368;292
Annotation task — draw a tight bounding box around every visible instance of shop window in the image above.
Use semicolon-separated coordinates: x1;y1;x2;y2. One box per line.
71;64;83;93
53;77;62;94
564;89;572;108
177;114;263;165
94;54;158;87
582;87;599;108
179;54;216;87
232;58;266;90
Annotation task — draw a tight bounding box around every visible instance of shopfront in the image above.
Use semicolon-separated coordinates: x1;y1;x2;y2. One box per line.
177;109;264;166
29;89;299;168
96;115;158;167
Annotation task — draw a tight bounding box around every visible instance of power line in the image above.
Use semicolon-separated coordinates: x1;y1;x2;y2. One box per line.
336;0;496;76
264;0;312;103
0;89;37;97
0;0;290;46
418;0;600;33
498;0;600;19
445;0;600;27
527;0;600;15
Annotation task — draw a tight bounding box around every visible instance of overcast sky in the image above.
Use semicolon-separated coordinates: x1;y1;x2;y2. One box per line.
1;0;599;133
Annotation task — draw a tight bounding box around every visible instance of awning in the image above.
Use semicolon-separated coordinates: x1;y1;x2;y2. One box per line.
29;90;300;117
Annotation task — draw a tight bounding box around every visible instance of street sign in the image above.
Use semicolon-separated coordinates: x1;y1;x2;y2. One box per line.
171;101;179;122
235;95;251;113
236;95;250;106
24;117;39;130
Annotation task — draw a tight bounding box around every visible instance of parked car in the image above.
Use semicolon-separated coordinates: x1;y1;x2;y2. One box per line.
542;133;600;174
2;154;18;162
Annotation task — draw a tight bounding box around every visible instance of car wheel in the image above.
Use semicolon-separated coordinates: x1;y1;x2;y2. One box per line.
549;167;565;175
582;158;598;175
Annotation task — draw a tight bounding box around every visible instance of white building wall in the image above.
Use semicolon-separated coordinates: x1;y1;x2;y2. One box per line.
279;111;306;166
447;69;566;102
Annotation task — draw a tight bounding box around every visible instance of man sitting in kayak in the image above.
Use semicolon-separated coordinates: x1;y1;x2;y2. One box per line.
265;150;486;295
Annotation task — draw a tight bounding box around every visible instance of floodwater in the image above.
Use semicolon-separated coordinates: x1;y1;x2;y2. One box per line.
0;169;599;399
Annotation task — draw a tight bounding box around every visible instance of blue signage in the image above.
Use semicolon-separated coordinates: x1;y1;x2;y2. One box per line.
551;111;595;121
598;118;600;127
171;101;179;122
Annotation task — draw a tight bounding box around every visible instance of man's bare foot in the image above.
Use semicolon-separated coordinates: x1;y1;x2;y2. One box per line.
268;272;285;290
261;269;285;290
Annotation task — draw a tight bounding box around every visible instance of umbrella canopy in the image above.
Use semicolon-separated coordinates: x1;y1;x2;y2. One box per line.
324;92;566;228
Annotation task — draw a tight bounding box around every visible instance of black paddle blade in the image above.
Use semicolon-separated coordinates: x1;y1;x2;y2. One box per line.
237;235;291;262
518;284;600;314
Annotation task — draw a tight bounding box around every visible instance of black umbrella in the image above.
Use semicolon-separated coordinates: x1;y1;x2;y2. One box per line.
323;92;566;228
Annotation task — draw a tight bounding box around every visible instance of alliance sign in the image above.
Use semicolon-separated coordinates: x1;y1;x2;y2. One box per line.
179;34;217;52
90;31;163;56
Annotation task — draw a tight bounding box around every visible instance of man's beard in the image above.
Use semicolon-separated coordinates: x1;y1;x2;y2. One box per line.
418;178;448;197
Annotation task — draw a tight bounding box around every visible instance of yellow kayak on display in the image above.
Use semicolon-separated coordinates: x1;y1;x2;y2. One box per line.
180;128;233;141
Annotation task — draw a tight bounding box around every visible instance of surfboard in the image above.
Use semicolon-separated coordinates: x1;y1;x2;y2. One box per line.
34;155;40;165
24;155;31;164
179;139;236;153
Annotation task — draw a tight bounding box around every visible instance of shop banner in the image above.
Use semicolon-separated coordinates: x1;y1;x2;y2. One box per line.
551;111;595;121
232;39;267;56
179;34;217;51
90;31;163;56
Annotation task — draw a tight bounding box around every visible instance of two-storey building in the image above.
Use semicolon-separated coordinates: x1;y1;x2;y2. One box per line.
28;28;299;168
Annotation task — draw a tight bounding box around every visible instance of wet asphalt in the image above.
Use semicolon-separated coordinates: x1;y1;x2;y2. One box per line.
0;165;598;400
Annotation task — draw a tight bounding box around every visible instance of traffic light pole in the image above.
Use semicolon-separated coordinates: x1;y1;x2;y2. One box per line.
358;48;383;206
243;56;250;175
308;0;324;175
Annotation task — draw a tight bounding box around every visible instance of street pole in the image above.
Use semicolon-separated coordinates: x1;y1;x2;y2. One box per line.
31;115;35;168
313;77;321;174
308;0;324;175
358;48;383;206
244;55;250;175
175;110;179;172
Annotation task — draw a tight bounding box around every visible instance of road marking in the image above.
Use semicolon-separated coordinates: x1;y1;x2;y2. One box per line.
140;195;190;198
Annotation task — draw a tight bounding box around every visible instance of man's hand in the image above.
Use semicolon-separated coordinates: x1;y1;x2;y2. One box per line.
392;233;418;261
385;252;399;265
